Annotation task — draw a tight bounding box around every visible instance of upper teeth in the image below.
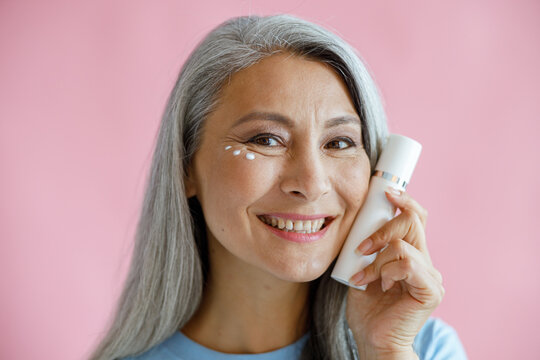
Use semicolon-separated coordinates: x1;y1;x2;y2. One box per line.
258;215;326;233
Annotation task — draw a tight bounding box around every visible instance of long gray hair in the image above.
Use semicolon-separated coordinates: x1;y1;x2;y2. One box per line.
88;14;388;360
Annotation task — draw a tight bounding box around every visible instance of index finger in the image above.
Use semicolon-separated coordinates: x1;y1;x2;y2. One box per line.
354;188;431;261
386;187;428;228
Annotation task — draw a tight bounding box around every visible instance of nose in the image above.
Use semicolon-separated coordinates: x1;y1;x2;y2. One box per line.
279;146;331;202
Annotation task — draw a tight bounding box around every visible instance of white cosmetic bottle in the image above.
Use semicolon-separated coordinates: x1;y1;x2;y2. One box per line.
331;134;422;290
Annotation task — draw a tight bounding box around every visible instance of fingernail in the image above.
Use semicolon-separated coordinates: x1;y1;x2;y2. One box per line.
386;186;402;197
355;238;373;255
350;270;365;285
381;279;389;292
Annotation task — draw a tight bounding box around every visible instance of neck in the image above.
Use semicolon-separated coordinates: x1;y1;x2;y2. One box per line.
181;233;311;354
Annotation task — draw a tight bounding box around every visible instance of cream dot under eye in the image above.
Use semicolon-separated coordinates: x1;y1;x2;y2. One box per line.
233;150;241;156
245;153;255;160
225;145;232;150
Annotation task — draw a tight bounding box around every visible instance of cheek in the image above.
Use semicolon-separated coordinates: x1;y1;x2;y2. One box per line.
199;149;286;270
333;157;371;224
218;150;278;198
199;148;279;225
337;154;370;185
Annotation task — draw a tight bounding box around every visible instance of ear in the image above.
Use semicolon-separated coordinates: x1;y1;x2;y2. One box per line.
184;165;197;198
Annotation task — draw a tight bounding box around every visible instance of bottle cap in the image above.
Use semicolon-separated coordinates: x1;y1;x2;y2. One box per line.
375;134;422;186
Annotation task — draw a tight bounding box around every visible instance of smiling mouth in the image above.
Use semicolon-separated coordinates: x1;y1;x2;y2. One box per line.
256;215;334;233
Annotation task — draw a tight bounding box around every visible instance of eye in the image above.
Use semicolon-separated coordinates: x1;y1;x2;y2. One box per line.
325;137;356;149
247;133;282;147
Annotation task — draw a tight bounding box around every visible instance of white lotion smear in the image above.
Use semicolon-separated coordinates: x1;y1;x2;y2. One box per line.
245;153;255;160
225;146;232;150
233;150;241;156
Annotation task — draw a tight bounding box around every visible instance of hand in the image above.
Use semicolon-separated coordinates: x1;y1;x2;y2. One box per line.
345;188;444;359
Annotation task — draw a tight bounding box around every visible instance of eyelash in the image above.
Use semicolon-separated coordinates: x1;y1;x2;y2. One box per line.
247;133;283;147
246;133;357;149
325;137;357;149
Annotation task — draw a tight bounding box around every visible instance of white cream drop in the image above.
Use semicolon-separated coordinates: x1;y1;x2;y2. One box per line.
245;153;255;160
233;150;241;156
225;145;232;150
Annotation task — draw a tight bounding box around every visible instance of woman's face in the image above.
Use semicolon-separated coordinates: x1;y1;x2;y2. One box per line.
186;53;371;282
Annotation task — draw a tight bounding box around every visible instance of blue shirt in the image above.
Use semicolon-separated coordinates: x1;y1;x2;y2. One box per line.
125;317;467;360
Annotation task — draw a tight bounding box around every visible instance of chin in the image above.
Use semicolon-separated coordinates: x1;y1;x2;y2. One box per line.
267;256;332;283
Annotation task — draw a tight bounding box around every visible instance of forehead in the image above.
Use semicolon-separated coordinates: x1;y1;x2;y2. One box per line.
214;53;357;122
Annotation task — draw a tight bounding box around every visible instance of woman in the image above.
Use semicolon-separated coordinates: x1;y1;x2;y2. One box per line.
89;14;467;360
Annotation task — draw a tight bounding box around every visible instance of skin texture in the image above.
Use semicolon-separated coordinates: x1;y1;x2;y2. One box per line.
182;53;443;358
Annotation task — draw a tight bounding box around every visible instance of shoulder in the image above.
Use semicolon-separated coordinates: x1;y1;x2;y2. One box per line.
413;317;468;360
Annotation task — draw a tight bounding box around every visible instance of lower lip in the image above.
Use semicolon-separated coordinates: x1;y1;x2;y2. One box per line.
261;221;331;243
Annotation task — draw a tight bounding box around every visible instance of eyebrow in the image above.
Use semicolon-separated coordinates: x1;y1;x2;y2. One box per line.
232;111;361;129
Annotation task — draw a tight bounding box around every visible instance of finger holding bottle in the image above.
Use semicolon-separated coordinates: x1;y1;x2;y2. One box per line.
351;238;444;303
345;191;444;357
354;189;432;263
385;187;428;228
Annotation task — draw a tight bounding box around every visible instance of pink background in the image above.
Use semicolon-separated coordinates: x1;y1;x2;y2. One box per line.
1;0;538;359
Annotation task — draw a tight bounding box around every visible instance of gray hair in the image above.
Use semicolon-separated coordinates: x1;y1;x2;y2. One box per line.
88;14;388;360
